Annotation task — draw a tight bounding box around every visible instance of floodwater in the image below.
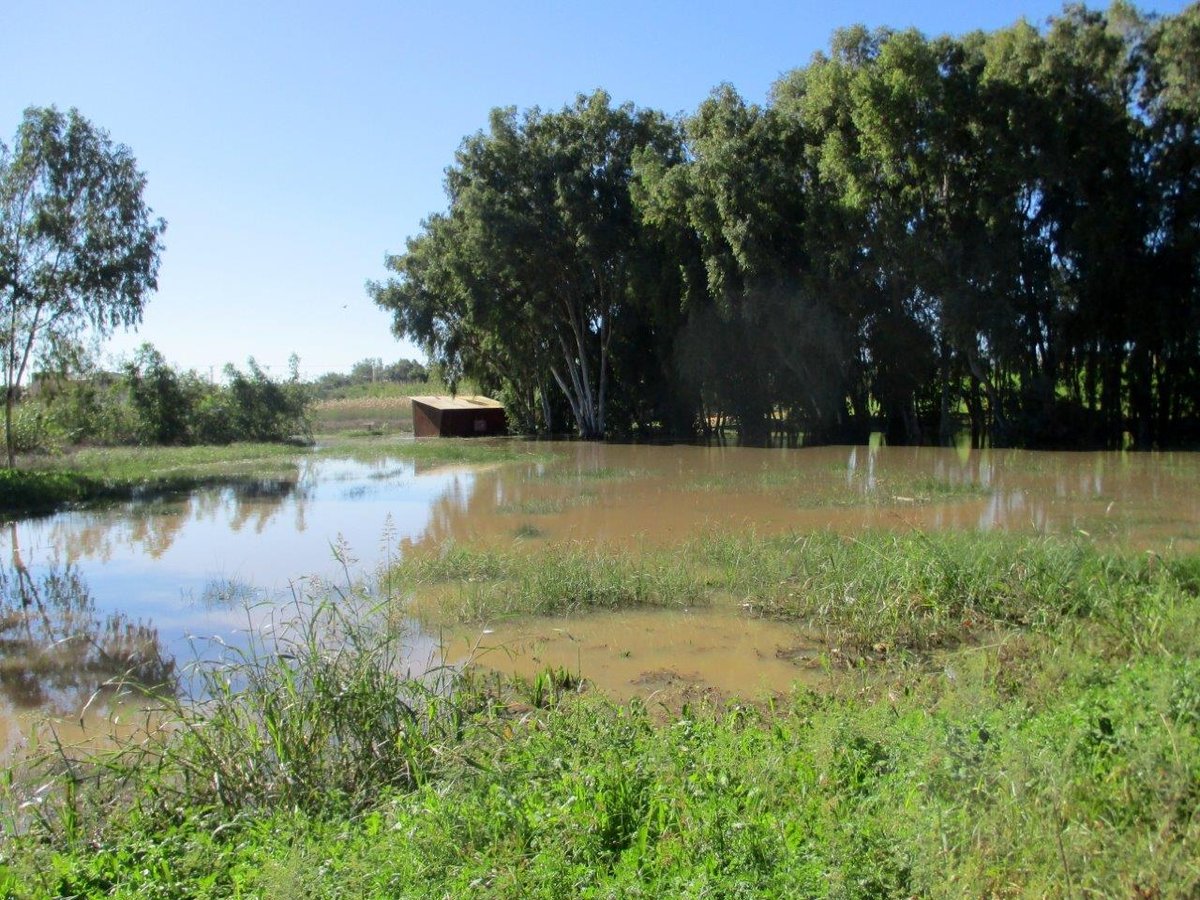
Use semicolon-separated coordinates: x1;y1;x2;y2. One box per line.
4;441;1200;755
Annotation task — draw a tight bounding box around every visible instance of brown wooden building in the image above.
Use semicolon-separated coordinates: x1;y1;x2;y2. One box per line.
410;395;507;437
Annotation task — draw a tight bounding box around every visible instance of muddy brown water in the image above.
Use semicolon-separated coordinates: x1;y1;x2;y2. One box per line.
4;441;1199;757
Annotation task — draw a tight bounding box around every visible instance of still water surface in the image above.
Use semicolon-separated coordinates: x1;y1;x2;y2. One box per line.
4;441;1200;753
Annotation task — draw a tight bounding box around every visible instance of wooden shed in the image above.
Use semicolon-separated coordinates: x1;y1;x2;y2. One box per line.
410;395;507;437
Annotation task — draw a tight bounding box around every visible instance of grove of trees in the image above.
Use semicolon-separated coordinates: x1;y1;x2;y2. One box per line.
372;3;1200;448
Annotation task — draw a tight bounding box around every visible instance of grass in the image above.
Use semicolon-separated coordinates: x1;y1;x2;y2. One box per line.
0;469;100;514
317;435;555;467
4;533;1199;896
683;468;992;509
310;378;466;435
2;443;305;518
392;540;706;622
311;395;415;432
495;491;598;516
392;530;1200;654
542;465;651;482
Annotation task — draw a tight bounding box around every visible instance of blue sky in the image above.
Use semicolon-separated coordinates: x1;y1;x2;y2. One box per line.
3;1;1190;378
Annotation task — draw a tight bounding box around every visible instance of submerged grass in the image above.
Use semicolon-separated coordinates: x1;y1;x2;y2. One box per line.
684;468;992;509
495;491;598;516
316;435;555;467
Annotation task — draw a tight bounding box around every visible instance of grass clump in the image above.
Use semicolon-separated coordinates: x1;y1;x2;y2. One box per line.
6;592;478;846
496;491;598;516
695;530;1126;649
393;541;706;622
153;598;471;817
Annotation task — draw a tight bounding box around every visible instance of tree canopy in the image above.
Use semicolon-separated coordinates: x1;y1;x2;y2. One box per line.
375;3;1200;448
370;91;686;438
1;106;165;465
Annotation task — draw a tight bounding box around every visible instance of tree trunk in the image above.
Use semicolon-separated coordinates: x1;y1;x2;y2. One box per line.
4;384;15;469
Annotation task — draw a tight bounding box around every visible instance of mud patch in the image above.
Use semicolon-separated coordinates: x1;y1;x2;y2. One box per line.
447;605;824;702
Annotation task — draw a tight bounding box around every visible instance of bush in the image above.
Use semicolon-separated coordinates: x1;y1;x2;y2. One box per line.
125;344;199;444
223;358;311;443
6;400;64;454
117;344;312;446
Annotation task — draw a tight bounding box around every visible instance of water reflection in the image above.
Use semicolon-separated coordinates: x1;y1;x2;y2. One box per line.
2;535;173;716
403;444;1200;552
42;478;311;564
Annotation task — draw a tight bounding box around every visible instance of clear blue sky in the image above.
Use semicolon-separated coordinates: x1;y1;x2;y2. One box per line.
3;1;1190;378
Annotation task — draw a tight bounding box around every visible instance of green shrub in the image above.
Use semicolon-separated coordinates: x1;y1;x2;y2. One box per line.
6;400;64;454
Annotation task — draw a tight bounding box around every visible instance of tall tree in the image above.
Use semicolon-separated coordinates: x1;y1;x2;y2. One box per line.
372;91;682;438
0;107;165;466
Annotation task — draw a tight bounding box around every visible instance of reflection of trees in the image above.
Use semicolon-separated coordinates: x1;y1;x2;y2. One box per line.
1;526;174;713
405;463;553;552
42;479;310;564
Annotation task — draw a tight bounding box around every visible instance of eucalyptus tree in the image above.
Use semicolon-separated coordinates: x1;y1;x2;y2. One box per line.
372;91;683;438
1136;3;1200;446
0;107;165;467
636;84;860;443
773;27;954;444
974;4;1152;448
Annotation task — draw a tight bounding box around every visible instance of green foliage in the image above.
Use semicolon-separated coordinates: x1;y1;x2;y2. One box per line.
313;357;430;396
0;468;95;512
124;344;199;445
372;5;1200;448
370;90;687;438
121;344;311;447
13;643;1200;896
222;357;311;443
0;106;166;467
6;528;1200;896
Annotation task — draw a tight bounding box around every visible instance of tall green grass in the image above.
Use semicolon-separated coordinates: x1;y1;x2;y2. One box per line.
12;625;1198;896
393;541;706;621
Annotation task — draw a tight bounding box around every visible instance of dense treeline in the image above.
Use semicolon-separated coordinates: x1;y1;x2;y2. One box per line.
311;357;429;395
372;3;1200;448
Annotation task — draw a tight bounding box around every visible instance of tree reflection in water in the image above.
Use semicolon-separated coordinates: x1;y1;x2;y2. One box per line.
1;525;175;715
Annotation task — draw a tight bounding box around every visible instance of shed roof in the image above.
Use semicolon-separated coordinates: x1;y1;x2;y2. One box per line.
409;395;504;411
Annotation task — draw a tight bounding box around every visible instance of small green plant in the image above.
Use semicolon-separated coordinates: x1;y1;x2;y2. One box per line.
520;665;583;708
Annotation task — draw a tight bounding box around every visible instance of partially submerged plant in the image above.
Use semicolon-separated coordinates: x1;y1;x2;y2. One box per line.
13;585;489;843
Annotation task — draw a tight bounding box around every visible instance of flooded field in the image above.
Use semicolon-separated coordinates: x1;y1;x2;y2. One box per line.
4;440;1200;756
